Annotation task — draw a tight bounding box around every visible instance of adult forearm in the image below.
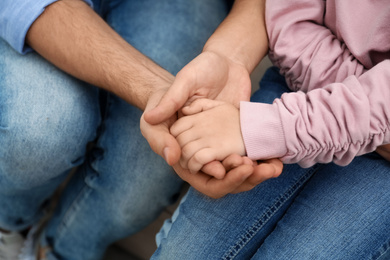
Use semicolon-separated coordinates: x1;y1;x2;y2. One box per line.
26;0;173;110
203;0;268;73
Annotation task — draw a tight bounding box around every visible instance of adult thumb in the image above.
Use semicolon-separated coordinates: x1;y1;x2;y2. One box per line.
144;73;194;125
140;115;181;166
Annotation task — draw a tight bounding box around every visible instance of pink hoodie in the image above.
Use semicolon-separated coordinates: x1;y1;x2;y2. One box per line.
240;0;390;167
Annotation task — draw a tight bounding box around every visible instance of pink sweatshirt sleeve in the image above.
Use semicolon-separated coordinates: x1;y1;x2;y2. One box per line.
241;60;390;167
240;0;390;167
266;0;366;92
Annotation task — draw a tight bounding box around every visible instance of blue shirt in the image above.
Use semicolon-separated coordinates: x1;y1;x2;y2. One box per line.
0;0;93;54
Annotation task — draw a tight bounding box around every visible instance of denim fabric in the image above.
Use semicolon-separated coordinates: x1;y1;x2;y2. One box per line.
0;1;230;259
152;67;390;260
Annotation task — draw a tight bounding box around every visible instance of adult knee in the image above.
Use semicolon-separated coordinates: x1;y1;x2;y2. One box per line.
0;105;99;190
0;52;100;189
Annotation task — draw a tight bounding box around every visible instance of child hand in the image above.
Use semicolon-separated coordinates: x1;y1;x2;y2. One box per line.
170;99;246;174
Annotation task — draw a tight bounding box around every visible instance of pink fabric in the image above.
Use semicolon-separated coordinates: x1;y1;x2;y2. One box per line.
240;0;390;167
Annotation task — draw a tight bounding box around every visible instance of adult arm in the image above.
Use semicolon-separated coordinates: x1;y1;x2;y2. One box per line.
144;0;269;125
25;0;174;110
0;0;93;54
8;0;182;176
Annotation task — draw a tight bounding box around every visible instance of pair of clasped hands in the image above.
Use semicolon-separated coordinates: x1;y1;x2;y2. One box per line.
141;51;283;199
141;51;390;199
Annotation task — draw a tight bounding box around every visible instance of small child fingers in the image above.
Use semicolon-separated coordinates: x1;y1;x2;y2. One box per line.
170;117;193;137
222;154;253;172
249;162;280;185
179;140;205;169
175;130;200;148
182;98;224;115
187;148;218;174
231;161;283;194
262;158;284;178
208;164;253;197
201;161;226;180
243;157;255;165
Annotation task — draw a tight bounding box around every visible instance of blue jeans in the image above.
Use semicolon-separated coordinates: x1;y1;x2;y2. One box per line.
152;67;390;260
0;1;230;259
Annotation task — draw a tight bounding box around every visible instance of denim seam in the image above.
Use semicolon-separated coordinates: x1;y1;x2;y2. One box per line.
41;182;94;260
53;177;94;243
221;165;320;260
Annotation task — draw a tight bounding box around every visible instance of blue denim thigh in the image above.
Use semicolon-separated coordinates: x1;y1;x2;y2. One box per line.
41;1;230;259
253;153;390;260
153;156;390;260
251;68;390;259
43;94;183;260
0;39;100;231
152;164;319;260
102;0;231;75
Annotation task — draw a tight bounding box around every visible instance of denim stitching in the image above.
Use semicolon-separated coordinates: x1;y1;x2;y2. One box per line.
54;173;94;242
222;165;320;260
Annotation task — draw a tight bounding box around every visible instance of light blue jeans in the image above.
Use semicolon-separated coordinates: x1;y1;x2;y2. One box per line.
153;67;390;260
0;1;230;259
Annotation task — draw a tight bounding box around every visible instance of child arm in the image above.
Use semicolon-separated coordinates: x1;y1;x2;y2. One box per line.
239;0;390;167
241;60;390;167
266;0;368;92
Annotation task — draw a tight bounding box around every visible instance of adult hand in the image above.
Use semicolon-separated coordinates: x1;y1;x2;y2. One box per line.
174;154;283;199
141;87;239;171
376;144;390;162
143;51;252;125
231;157;284;194
141;89;284;198
141;87;242;177
141;88;181;166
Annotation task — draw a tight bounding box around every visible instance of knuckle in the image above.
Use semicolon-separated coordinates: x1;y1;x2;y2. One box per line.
192;152;204;164
181;146;193;161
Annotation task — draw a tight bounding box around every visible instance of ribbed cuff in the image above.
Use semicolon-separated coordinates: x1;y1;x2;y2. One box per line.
240;101;287;160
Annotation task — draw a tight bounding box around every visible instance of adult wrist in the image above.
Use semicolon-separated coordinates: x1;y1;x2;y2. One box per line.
203;41;257;74
109;64;174;111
